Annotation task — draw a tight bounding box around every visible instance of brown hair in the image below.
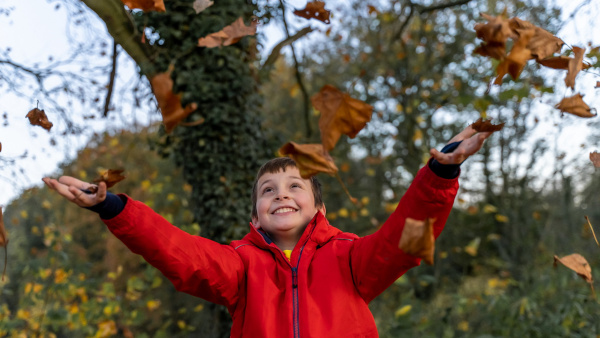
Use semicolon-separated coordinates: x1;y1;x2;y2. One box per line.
251;157;323;219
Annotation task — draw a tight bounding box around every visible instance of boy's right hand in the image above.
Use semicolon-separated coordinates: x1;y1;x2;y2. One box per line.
42;176;107;208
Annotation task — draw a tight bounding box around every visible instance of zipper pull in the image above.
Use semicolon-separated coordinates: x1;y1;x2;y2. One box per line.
292;267;298;288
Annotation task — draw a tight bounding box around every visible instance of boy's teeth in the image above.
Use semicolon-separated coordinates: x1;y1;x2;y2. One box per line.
274;207;295;214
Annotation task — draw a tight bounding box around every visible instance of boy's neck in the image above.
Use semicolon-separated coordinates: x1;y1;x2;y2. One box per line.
268;224;308;251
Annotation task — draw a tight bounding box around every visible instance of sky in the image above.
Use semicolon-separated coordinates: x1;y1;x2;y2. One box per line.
0;0;599;207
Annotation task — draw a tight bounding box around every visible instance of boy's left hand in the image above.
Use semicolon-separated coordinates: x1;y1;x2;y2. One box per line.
429;125;492;165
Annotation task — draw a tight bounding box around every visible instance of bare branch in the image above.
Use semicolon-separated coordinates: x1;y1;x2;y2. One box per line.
103;42;118;117
418;0;473;14
261;26;314;72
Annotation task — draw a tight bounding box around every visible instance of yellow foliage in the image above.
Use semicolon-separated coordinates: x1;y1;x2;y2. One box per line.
54;268;69;284
69;304;79;314
33;283;43;293
42;200;52;209
412;129;423;142
95;320;117;338
194;304;204;312
483;204;497;213
495;214;509;223
458;321;469;331
16;309;30;320
24;283;32;294
366;168;375;176
141;180;152;191
360;208;369;217
394;305;412;318
385;202;398;213
338;208;349;218
177;320;187;329
20;210;28;219
147;300;161;311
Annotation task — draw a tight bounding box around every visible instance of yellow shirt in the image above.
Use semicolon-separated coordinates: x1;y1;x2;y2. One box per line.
283;250;292;261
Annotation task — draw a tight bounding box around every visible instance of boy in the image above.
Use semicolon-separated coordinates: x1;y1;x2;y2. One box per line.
43;125;490;337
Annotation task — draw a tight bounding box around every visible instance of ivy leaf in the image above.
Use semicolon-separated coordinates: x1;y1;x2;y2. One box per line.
509;17;564;60
121;0;165;12
192;0;213;14
278;142;338;179
197;17;257;48
26;108;53;131
494;29;534;84
399;217;436;265
0;207;8;281
470;118;505;133
553;253;593;284
590;151;600;168
555;93;596;118
293;1;331;24
311;85;373;151
150;66;198;133
565;46;585;90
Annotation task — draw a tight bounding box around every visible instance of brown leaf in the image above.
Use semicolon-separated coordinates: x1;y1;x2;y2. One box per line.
475;13;515;44
565;46;585;90
590;151;600;168
537;56;592;70
596;81;600;88
278;142;338;179
470;118;505;133
92;169;126;189
197;17;257;48
121;0;165;12
555;93;596;118
150;66;198;133
26;108;53;131
311;85;373;151
399;217;436;265
494;29;534;84
0;207;8;281
553;253;593;284
509;18;564;60
192;0;213;14
293;1;331;24
474;42;506;60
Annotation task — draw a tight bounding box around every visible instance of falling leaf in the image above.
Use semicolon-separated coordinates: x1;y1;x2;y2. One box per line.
311;85;373;151
475;13;515;44
278;142;338;178
474;42;506;60
470;118;505;133
26;108;53;131
565;46;585;90
555;93;596;118
90;169;126;191
192;0;213;14
494;29;534;84
464;237;481;256
150;66;198;133
537;56;591;70
293;1;331;24
509;18;564;60
595;81;600;88
197;17;257;48
121;0;165;12
0;142;2;152
399;217;436;265
553;253;593;284
590;151;600;168
0;207;7;281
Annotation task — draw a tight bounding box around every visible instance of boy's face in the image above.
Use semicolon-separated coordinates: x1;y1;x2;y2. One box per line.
252;167;324;237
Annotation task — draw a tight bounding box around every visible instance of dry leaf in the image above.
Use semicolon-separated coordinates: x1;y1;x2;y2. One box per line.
293;1;331;24
553;253;593;283
475;13;515;44
474;42;506;60
596;81;600;88
311;85;373;151
537;56;591;70
399;217;436;265
193;0;213;14
470;118;505;133
0;207;8;281
494;29;534;84
121;0;165;12
197;17;257;48
590;152;600;168
565;46;585;90
92;169;126;190
555;93;596;118
26;108;53;131
278;142;338;179
509;18;564;60
150;66;198;133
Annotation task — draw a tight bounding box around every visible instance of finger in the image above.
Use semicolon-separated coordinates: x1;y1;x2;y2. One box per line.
96;181;107;203
67;186;97;207
48;179;78;200
430;148;452;164
448;125;477;144
58;176;93;190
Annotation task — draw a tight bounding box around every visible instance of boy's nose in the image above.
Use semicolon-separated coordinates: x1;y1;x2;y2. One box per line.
275;195;290;200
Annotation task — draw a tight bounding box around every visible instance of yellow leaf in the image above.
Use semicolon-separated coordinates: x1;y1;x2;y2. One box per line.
96;320;117;337
366;168;375;176
17;309;30;320
141;180;151;191
24;283;32;294
177;320;186;329
289;83;300;98
33;283;43;293
110;138;119;147
412;129;423;142
103;305;113;316
20;210;28;219
69;304;79;314
394;305;412;318
396;104;403;112
360;208;369;217
147;300;161;311
495;214;509;223
54;269;68;284
338;208;349;218
458;321;469;331
385;202;398;214
193;304;204;312
361;196;370;205
483;204;497;213
464;237;481;256
42;200;51;209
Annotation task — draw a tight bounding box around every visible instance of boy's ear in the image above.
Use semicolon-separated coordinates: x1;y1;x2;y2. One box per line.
251;217;260;228
318;204;326;216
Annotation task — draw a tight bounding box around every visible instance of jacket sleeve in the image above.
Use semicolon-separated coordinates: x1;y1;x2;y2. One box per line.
103;195;244;309
349;162;458;303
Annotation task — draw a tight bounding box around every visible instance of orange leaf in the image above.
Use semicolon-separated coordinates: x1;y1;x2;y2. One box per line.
565;46;585;90
312;85;373;151
150;66;198;133
553;253;593;284
474;42;506;60
293;1;331;24
92;169;126;190
121;0;165;12
555;93;596;118
509;18;564;60
197;17;257;48
494;29;534;84
399;217;436;265
590;151;600;168
537;56;591;70
475;13;515;44
470;118;505;133
26;108;53;131
0;207;8;281
278;142;338;179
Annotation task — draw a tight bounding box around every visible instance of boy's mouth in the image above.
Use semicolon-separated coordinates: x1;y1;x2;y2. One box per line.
272;207;297;214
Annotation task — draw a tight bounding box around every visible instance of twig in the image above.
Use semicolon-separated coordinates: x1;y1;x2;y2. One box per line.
417;0;473;13
334;172;357;204
261;26;314;71
585;216;600;248
103;41;118;117
279;0;312;139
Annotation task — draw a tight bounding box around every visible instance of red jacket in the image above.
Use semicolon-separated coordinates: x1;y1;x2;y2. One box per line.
104;164;458;337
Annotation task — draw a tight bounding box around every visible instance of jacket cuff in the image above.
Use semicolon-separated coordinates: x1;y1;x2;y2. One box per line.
85;192;127;220
428;141;462;179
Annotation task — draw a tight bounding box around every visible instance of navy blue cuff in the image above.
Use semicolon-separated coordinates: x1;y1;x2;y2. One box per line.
429;141;462;179
85;192;126;220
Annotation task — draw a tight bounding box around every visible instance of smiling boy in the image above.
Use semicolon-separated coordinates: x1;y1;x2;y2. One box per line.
43;125;490;337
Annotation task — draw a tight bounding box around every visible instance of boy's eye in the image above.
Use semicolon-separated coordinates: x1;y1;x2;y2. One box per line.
263;187;273;194
291;183;300;188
